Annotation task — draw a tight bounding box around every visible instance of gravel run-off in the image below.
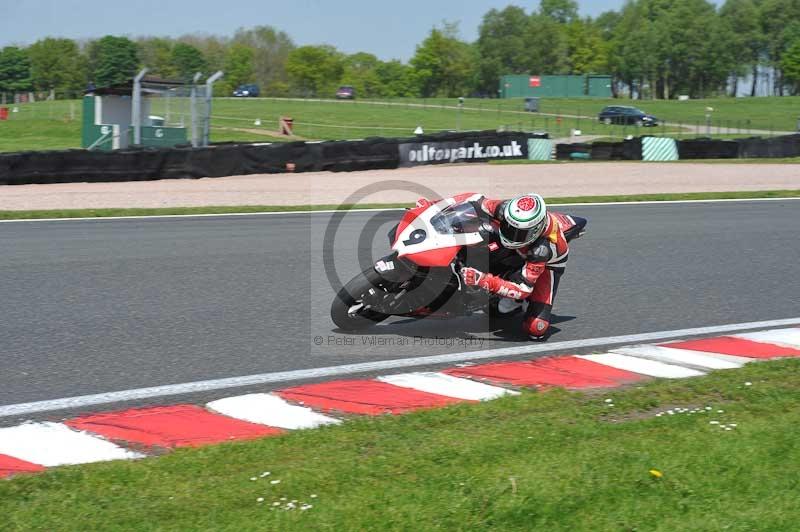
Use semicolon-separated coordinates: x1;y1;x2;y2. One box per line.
1;162;798;211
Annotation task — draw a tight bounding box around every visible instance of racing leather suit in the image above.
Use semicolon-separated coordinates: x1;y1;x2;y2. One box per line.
467;196;583;339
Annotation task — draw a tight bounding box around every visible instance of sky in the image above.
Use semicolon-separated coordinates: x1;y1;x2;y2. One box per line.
0;0;720;62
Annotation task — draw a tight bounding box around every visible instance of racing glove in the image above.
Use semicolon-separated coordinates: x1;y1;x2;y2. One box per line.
461;267;533;300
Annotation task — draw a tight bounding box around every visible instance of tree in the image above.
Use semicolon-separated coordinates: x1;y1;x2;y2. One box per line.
476;6;530;94
137;38;176;79
609;2;658;98
286;45;344;96
178;34;228;74
539;0;579;24
87;35;139;87
410;23;477;97
0;46;32;93
759;0;800;95
374;60;416;97
27;37;86;93
222;43;255;94
782;39;800;94
720;0;765;96
594;10;622;40
565;19;609;74
232;26;295;96
524;14;569;74
341;52;383;97
170;42;207;81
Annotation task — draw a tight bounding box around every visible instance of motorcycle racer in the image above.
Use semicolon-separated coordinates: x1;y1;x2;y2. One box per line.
458;193;586;340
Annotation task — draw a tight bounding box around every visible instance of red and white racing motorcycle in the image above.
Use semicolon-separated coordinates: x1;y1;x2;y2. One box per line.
330;194;585;331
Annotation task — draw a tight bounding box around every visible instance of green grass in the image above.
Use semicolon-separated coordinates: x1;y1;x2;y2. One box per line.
1;191;798;220
0;115;81;152
2;359;800;530
469;95;800;133
6;95;796;152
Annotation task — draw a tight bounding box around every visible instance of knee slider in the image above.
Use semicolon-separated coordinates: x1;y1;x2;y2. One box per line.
525;316;550;338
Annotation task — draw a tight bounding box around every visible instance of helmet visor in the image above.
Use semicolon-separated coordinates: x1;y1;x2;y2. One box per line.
500;218;546;247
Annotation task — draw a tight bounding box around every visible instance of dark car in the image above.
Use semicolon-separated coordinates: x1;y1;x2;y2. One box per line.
232;84;260;97
598;106;659;126
336;85;356;100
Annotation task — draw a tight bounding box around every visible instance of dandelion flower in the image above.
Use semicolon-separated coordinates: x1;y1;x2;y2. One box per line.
649;469;663;479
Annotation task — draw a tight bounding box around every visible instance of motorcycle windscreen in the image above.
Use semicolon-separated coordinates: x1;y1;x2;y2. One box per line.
430;203;482;235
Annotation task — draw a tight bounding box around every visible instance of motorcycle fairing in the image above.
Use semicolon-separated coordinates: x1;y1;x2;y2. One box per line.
391;194;485;267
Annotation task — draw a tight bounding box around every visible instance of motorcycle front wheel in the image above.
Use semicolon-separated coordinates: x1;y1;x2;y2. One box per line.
330;268;391;331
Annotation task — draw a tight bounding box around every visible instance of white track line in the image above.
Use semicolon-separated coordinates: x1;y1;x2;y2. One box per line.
610;345;746;370
1;197;797;224
1;317;799;418
377;372;517;401
578;353;706;378
0;422;143;466
206;393;340;430
734;329;800;349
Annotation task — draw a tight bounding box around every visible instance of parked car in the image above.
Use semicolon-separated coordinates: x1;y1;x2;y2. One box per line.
232;84;260;97
598;106;659;126
336;85;356;100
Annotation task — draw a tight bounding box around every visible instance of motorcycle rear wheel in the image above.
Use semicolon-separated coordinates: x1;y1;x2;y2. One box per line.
330;269;391;331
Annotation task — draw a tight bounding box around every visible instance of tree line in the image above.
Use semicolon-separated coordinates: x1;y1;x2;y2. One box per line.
1;0;800;100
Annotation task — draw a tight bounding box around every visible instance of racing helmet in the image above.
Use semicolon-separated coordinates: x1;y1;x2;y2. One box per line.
499;194;548;249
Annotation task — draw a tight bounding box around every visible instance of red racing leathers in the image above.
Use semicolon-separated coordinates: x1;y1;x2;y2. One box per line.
462;196;576;339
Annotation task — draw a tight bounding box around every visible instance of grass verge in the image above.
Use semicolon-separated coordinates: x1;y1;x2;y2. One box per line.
1;190;799;221
2;359;799;530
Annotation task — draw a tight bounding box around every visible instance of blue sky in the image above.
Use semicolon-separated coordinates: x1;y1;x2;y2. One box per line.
1;0;720;61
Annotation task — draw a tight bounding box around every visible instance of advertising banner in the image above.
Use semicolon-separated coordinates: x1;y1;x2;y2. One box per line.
398;136;529;167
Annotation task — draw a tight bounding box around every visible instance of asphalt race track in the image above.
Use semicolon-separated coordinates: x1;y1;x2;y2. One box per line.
1;200;798;418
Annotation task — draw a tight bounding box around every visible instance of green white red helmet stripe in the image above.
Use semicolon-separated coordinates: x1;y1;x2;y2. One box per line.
506;196;543;224
500;194;547;248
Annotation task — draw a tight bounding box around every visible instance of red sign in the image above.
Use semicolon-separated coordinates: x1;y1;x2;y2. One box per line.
529;76;541;88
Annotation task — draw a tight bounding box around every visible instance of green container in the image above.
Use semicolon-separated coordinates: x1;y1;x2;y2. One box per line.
499;75;613;99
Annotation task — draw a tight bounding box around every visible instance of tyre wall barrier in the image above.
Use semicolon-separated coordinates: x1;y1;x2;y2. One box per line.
557;137;642;160
736;134;800;158
677;138;740;159
0;130;546;185
1;132;797;186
